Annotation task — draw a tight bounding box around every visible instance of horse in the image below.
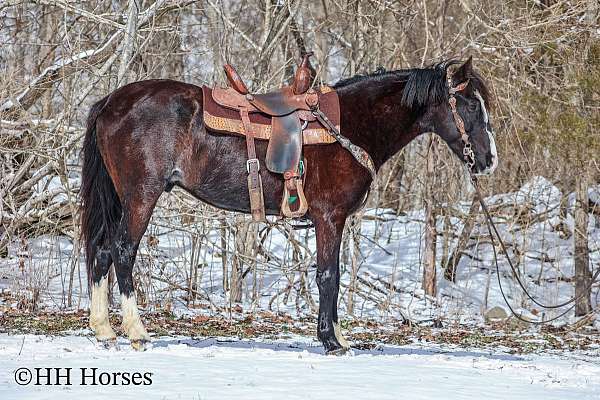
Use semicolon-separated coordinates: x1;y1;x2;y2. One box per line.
80;57;497;353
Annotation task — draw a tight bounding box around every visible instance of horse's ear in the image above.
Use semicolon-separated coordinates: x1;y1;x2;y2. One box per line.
453;56;473;83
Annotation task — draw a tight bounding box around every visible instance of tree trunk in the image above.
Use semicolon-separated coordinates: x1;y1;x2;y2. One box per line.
574;174;592;316
117;0;139;86
422;137;437;297
347;215;362;315
230;215;248;304
220;215;229;292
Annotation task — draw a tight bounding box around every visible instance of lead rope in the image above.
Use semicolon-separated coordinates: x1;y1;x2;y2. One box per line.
447;71;598;324
472;173;599;324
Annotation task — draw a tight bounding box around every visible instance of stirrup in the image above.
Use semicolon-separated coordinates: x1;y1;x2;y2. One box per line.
281;163;308;218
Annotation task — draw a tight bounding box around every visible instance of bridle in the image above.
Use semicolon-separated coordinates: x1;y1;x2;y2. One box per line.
446;70;599;324
446;72;476;171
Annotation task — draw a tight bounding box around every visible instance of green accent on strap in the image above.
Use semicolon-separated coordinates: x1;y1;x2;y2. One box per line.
288;195;298;204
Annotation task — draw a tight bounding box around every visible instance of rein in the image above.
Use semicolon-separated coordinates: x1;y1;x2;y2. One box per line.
473;179;600;324
312;106;377;213
447;71;599;324
312;107;377;181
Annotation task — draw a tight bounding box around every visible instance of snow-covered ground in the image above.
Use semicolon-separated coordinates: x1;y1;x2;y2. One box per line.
0;333;598;400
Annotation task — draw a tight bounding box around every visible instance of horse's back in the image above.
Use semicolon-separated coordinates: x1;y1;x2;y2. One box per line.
100;79;202;123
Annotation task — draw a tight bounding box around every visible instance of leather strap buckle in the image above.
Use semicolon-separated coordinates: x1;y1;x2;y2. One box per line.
246;158;260;173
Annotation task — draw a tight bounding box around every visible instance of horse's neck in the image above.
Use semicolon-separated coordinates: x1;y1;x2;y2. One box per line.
337;84;425;169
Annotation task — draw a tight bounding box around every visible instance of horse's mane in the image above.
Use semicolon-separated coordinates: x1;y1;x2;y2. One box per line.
333;60;491;109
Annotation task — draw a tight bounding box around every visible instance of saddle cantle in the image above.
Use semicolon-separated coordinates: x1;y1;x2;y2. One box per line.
201;53;341;221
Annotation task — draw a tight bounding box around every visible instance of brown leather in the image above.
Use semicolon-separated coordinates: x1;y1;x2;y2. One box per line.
224;64;249;95
266;113;302;173
201;66;342;219
250;87;313;116
305;89;319;108
213;85;316;117
240;107;266;222
283;170;300;190
224;54;314;97
212;86;258;111
212;86;314;116
280;168;308;218
297;110;316;122
202;86;340;144
292;53;314;95
208;84;315;175
202;111;335;144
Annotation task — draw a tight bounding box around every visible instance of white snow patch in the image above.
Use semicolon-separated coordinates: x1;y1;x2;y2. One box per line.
0;334;598;399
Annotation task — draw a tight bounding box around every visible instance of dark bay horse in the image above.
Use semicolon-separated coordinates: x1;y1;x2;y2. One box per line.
80;57;497;353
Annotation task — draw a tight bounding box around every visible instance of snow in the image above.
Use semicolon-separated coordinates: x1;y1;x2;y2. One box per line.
0;333;598;400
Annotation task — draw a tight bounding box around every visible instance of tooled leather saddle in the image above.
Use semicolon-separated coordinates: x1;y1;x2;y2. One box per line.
201;53;341;221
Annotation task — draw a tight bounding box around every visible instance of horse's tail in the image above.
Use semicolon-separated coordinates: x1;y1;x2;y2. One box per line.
80;96;121;291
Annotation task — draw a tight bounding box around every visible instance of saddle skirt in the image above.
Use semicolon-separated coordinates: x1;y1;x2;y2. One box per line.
202;85;340;146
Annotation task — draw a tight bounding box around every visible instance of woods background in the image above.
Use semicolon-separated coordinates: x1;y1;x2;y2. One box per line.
0;0;599;325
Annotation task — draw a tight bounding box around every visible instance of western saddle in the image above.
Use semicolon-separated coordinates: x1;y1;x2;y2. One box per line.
202;53;342;222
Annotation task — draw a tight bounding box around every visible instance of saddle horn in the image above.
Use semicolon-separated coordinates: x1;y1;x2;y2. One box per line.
224;64;249;95
292;52;314;95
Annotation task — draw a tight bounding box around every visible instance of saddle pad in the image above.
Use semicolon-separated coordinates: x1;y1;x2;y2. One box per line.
202;86;339;145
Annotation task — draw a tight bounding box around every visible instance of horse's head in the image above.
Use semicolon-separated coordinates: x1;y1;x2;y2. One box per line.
434;58;498;176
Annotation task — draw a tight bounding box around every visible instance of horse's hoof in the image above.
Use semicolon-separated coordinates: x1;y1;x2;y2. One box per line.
97;338;118;350
130;339;149;351
326;346;350;356
92;325;117;342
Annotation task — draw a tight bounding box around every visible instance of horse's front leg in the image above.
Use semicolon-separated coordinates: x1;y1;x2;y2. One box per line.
313;212;350;354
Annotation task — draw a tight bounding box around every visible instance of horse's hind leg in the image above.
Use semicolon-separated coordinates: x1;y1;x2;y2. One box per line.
89;248;116;342
111;187;162;350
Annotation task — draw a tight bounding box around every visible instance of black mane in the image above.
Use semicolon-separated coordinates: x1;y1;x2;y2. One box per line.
333;60;490;109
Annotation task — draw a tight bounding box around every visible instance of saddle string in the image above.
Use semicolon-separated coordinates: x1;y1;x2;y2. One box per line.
447;70;599;323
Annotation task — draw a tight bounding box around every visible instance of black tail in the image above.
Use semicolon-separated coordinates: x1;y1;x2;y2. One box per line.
80;96;121;290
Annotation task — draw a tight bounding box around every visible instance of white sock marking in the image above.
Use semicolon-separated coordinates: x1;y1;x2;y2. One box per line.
334;322;350;349
121;294;150;342
90;277;116;341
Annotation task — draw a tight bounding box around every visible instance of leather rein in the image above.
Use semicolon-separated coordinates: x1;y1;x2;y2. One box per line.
312;107;377;181
447;71;599;325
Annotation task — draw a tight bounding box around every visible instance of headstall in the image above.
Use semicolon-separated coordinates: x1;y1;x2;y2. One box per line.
446;72;476;171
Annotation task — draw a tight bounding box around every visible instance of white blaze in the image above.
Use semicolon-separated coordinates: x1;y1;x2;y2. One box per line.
475;90;498;175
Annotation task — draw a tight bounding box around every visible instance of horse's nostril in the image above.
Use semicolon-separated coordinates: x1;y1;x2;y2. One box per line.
486;153;493;167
